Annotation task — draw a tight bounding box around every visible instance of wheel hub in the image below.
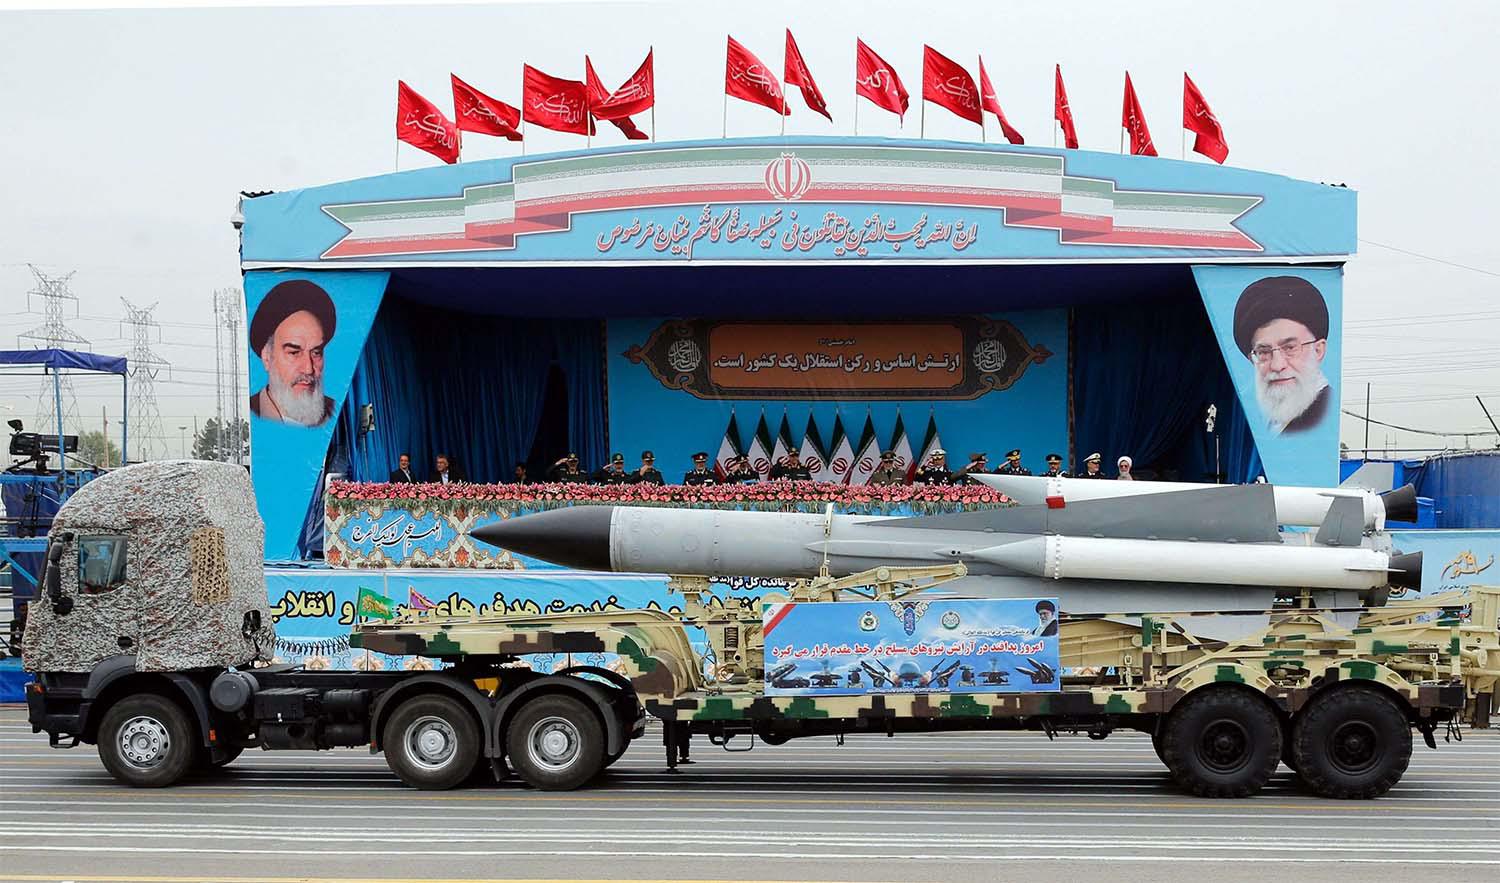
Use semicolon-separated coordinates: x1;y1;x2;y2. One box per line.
119;716;170;769
405;716;457;771
1197;718;1250;773
528;716;581;771
1329;720;1379;773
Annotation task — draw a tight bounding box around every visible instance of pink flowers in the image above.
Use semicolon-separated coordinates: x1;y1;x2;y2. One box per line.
326;479;1008;514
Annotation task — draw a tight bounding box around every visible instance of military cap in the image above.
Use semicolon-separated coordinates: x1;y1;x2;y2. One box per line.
969;452;987;462
692;451;709;460
1045;453;1063;463
931;448;946;456
1232;276;1329;356
1083;452;1102;463
611;452;624;463
880;450;896;459
641;450;655;459
250;279;336;353
566;452;579;461
1006;448;1022;459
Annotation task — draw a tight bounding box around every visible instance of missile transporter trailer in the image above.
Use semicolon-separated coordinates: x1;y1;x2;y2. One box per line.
22;463;1500;798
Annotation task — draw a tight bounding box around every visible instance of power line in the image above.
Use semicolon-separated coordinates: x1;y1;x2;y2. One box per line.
16;264;87;437
1358;238;1500;279
1339;408;1499;438
120;299;169;461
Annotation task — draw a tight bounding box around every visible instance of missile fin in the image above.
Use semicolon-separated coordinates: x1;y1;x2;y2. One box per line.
1314;495;1365;547
876;484;1281;543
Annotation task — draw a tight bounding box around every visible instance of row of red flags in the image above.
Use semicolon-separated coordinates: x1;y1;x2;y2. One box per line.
397;34;1229;166
397;50;657;164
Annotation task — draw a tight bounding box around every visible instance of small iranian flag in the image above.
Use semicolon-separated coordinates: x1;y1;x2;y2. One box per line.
357;586;396;621
770;411;795;467
889;410;915;477
800;414;831;480
746;412;776;478
826;414;856;484
913;412;942;480
714;412;744;480
848;413;881;485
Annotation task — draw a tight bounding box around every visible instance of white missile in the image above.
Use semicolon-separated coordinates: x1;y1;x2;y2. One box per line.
973;474;1418;531
471;491;1421;600
968;535;1397;592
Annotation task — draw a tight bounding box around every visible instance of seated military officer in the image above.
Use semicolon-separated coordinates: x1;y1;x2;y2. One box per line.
913;449;953;485
725;453;759;483
591;452;630;485
547;452;588;483
630;450;664;485
1077;452;1108;479
994;448;1031;476
768;449;812;481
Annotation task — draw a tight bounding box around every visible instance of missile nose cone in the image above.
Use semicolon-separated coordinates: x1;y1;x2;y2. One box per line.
1379;484;1419;524
469;506;614;571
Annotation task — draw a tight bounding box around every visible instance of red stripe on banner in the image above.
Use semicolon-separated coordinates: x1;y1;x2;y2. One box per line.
762;602;796;637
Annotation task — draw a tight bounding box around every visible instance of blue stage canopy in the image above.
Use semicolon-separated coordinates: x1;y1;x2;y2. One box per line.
0;348;127;375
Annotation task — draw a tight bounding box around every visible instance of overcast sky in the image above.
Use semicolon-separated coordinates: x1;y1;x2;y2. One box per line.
1;0;1497;458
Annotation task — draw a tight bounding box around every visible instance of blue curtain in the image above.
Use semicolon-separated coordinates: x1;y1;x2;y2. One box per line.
1405;452;1500;528
339;299;601;484
552;323;607;468
1072;296;1261;482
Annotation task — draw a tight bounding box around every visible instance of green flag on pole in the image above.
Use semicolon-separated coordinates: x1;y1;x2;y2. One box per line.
356;586;396;621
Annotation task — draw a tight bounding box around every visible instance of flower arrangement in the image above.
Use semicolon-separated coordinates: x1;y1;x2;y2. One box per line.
326;479;1008;516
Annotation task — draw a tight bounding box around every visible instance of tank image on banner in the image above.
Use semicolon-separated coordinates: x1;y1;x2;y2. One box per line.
1194;265;1342;487
762;598;1061;697
245;270;389;559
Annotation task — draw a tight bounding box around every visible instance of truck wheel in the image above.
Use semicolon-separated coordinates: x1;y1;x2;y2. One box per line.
383;695;481;791
196;744;243;771
1292;687;1410;799
1150;730;1168;767
97;695;197;788
1161;688;1281;798
506;694;605;791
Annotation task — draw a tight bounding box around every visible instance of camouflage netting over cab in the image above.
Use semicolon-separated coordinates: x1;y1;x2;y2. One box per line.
23;460;274;673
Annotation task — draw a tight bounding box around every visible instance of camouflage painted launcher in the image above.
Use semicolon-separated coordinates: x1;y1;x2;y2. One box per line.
350;564;1499;730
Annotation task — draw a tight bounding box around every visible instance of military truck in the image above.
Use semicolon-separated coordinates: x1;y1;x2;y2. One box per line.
22;462;1500;798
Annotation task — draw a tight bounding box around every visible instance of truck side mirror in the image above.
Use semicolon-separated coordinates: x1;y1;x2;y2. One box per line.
46;532;73;616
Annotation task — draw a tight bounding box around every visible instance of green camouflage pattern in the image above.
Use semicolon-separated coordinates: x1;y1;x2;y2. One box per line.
349;579;1499;729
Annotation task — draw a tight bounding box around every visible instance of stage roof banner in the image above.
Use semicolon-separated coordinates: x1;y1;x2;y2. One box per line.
240;136;1356;268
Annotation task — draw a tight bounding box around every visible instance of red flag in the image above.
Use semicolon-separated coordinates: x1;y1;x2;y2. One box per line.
586;57;648;141
784;29;831;121
854;39;909;120
725;36;788;115
978;57;1024;145
450;74;522;142
1183;73;1229;163
395;80;460;164
1054;64;1079;148
1121;72;1157;156
594;49;655;118
522;64;593;135
922;46;981;125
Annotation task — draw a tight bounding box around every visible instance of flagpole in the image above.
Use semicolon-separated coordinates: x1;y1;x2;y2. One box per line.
852;48;859;136
978;56;985;144
519;67;527;157
394;82;401;171
1182;128;1187;160
920;97;925;139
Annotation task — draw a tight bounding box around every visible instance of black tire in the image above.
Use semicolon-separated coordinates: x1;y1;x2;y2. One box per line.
96;694;197;788
383;695;482;791
1161;688;1281;798
505;694;605;791
1292;687;1411;799
602;746;626;768
1150;729;1167;766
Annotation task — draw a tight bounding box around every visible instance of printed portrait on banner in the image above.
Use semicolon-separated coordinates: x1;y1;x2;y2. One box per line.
1231;276;1333;436
248;279;339;429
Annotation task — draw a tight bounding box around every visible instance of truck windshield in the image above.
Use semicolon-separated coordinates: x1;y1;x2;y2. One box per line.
78;535;127;594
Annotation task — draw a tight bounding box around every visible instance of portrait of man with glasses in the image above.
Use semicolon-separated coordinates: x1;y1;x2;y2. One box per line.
1232;276;1332;435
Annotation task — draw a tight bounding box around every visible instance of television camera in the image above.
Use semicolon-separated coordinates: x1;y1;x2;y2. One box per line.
7;419;78;473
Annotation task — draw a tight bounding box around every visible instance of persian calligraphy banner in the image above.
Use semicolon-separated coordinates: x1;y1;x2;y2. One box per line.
763;598;1062;696
623;317;1051;400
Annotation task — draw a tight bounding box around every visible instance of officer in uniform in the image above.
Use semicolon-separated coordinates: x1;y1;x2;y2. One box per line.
954;452;989;483
725;454;759;483
1042;453;1068;478
769;449;812;481
994;448;1032;476
547;452;588;483
869;451;906;486
1077;452;1108;479
913;449;952;485
630;450;664;485
683;452;718;486
591;452;630;485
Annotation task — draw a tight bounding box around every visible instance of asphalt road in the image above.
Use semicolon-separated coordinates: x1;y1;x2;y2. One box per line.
1;705;1496;883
